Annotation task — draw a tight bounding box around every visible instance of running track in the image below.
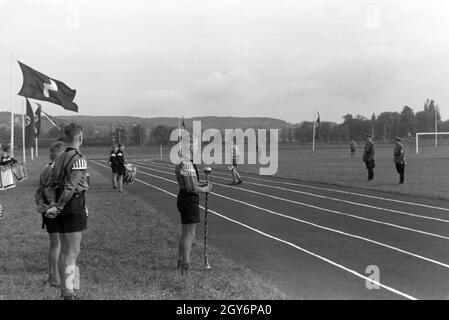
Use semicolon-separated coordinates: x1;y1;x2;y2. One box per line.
90;159;449;300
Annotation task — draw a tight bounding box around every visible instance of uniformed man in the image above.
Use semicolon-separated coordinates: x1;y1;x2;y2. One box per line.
175;138;212;275
45;123;89;300
363;134;375;181
394;137;406;184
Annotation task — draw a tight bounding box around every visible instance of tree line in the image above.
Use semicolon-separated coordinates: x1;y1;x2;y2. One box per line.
281;99;446;143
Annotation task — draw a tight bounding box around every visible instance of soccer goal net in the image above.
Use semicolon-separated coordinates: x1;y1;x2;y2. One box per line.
415;132;449;154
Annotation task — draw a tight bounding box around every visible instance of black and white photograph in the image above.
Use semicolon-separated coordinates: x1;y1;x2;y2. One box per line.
1;0;449;305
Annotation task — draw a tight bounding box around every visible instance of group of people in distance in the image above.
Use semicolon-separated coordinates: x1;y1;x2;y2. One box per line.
355;135;406;184
108;143;126;192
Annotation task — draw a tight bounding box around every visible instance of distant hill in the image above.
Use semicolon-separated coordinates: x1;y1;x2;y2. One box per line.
0;112;291;132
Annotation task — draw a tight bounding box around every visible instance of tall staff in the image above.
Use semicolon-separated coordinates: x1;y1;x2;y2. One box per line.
312;111;320;152
203;166;212;269
21;98;26;162
10;53;14;156
435;105;439;150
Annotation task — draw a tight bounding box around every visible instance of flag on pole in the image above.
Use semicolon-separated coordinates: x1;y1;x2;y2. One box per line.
315;112;320;139
41;110;61;130
25;99;35;148
17;61;78;112
34;103;42;137
181;116;185;130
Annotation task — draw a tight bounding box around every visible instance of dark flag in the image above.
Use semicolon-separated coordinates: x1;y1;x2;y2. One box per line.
17;61;78;112
181;116;185;130
34;103;42;137
25;99;35;148
315;112;320;139
41;110;61;130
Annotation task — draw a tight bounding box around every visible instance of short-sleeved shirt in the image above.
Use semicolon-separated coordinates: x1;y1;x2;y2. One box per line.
175;160;200;195
47;147;89;214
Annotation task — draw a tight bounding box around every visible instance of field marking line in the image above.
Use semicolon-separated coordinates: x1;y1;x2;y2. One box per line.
104;161;449;269
132;159;449;212
131;162;449;241
91;160;418;300
132;161;449;224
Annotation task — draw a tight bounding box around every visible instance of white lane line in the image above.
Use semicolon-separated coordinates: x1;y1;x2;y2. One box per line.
133;159;449;212
132;162;449;241
91;160;418;300
110;161;449;269
133;161;449;224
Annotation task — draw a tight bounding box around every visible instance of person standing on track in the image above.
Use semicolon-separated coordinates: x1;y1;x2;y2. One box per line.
45;123;90;300
394;137;406;184
108;144;119;189
116;144;126;193
363;134;375;181
350;139;356;158
175;139;212;275
35;141;66;288
229;138;242;185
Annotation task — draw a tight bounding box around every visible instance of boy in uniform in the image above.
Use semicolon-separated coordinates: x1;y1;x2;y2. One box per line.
45;123;89;300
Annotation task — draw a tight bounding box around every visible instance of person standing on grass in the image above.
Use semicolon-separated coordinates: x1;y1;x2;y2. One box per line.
350;139;357;158
108;144;119;189
394;137;406;184
116;144;125;192
35;141;66;288
45;123;89;300
175;139;212;275
229;138;242;185
363;134;375;181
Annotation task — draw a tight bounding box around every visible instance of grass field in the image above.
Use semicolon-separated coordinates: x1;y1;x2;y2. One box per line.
0;157;285;300
81;142;449;201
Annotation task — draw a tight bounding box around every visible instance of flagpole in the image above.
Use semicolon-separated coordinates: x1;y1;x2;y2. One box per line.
435;106;438;150
312;111;316;153
178;117;182;155
10;53;14;156
35;137;38;157
22;98;26;162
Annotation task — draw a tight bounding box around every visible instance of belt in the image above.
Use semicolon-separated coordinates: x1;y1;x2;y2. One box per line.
72;191;86;199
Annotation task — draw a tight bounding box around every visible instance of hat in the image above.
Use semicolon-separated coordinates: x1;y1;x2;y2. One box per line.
395;137;402;142
365;134;372;138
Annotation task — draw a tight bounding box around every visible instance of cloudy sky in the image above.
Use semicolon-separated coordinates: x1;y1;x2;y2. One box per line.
0;0;448;123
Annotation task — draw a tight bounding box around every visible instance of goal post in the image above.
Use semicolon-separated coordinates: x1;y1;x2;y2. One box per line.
415;132;449;154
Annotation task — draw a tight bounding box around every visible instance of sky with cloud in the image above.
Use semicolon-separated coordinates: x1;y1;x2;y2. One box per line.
0;0;448;123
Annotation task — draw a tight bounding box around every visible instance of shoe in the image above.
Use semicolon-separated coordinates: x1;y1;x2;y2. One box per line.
113;185;117;189
63;295;76;300
176;260;182;269
236;180;242;185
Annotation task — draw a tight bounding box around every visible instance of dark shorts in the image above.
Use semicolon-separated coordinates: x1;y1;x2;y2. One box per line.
54;193;88;233
42;214;59;234
117;165;125;176
177;192;200;225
